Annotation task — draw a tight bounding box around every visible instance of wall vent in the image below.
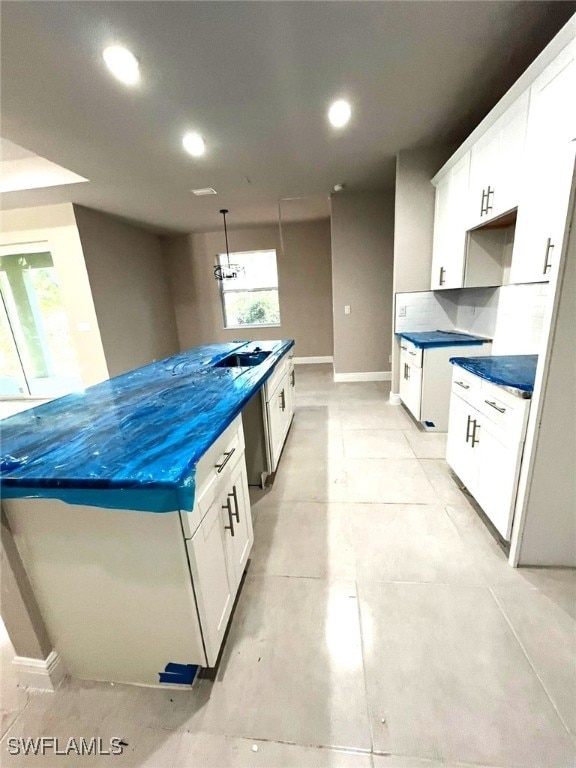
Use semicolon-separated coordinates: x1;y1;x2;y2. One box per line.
191;187;217;196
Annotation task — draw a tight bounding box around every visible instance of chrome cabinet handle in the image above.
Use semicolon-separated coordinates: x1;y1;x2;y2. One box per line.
480;189;486;216
456;380;470;390
280;389;286;411
229;486;240;523
485;399;506;414
222;496;235;536
215;447;235;474
400;345;407;351
471;420;480;447
465;414;474;443
409;350;416;356
485;186;494;215
290;370;295;387
543;238;554;274
439;266;446;286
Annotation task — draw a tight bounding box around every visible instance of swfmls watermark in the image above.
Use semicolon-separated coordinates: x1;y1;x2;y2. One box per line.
6;737;127;757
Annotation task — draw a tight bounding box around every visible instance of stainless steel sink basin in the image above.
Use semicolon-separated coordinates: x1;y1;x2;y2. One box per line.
214;350;271;368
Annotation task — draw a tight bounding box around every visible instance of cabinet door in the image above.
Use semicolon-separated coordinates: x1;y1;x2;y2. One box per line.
399;355;422;420
474;420;523;540
468;92;529;228
188;490;234;666
266;383;286;471
286;362;296;420
222;457;254;591
511;44;576;284
446;393;477;493
431;153;469;290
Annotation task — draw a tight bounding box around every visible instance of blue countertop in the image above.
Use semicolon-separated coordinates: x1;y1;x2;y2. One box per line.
396;330;490;349
0;340;294;513
449;354;538;394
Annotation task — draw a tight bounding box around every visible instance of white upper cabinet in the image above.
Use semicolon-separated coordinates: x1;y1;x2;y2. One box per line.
431;152;470;289
468;90;530;229
510;41;576;284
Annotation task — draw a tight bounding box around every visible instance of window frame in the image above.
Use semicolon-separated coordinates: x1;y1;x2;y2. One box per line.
217;249;281;330
0;241;82;401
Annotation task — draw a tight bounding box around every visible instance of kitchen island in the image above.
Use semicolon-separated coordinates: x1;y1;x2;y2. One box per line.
0;340;295;686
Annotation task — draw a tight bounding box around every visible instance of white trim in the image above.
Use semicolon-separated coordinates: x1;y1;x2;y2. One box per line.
333;371;391;383
12;650;66;691
388;391;402;405
293;356;333;365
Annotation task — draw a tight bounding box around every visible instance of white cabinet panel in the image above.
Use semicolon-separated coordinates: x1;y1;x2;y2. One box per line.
468;91;529;228
431;153;470;290
446;392;478;494
222;456;253;591
474;420;523;539
511;43;576;284
188;490;234;666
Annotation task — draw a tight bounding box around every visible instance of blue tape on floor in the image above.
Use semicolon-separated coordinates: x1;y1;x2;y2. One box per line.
158;662;199;685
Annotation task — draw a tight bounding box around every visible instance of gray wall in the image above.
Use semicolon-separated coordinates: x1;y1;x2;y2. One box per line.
330;191;395;375
164;219;333;358
74;206;180;377
391;146;454;392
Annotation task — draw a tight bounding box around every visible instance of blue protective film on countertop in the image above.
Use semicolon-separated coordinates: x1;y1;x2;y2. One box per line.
396;330;491;349
0;340;294;513
449;354;538;392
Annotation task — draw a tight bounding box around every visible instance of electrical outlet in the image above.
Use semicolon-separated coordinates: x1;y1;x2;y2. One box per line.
399;306;407;317
344;305;351;315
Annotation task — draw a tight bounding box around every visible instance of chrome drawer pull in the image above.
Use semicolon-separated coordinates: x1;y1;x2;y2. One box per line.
455;380;470;390
465;414;473;443
485;399;506;414
400;345;407;351
229;486;240;523
543;238;554;274
215;447;235;473
222;496;235;536
409;350;416;356
471;421;480;447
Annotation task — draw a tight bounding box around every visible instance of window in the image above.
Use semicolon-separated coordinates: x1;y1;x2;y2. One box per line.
218;249;281;328
0;244;82;398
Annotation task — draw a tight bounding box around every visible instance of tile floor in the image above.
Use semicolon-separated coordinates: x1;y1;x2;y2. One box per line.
1;364;575;767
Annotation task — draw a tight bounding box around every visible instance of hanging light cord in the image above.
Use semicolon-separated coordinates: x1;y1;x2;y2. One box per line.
221;208;231;267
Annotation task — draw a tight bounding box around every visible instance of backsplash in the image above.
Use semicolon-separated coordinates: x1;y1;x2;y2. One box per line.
491;283;549;355
395;282;548;353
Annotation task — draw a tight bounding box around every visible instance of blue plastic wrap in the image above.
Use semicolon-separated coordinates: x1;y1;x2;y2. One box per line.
396;330;490;349
0;340;294;513
449;354;538;393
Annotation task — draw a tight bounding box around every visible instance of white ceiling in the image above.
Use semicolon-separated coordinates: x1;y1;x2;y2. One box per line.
0;1;573;233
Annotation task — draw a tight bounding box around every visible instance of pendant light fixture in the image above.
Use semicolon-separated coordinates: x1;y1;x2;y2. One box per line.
213;209;244;281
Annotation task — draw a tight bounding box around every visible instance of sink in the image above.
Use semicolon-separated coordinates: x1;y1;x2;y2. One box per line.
214;350;272;368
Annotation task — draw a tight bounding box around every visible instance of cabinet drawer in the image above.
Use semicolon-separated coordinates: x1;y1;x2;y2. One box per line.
265;355;289;401
451;367;482;401
399;340;423;368
476;381;530;441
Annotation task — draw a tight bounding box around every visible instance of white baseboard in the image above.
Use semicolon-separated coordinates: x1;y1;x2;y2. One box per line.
333;371;392;383
13;650;66;691
293;356;333;365
389;392;402;405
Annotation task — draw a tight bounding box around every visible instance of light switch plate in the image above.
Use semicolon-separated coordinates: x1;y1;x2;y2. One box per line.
399;306;407;317
344;305;351;315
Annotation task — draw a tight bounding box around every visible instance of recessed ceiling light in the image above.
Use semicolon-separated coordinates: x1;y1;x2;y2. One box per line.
191;187;217;196
328;99;351;128
102;45;140;86
183;132;206;157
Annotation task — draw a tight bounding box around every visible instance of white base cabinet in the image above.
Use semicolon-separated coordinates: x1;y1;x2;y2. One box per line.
399;339;491;431
446;367;531;540
4;416;254;685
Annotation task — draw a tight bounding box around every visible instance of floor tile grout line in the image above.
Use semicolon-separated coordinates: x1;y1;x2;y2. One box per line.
487;584;575;743
353;579;376;756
